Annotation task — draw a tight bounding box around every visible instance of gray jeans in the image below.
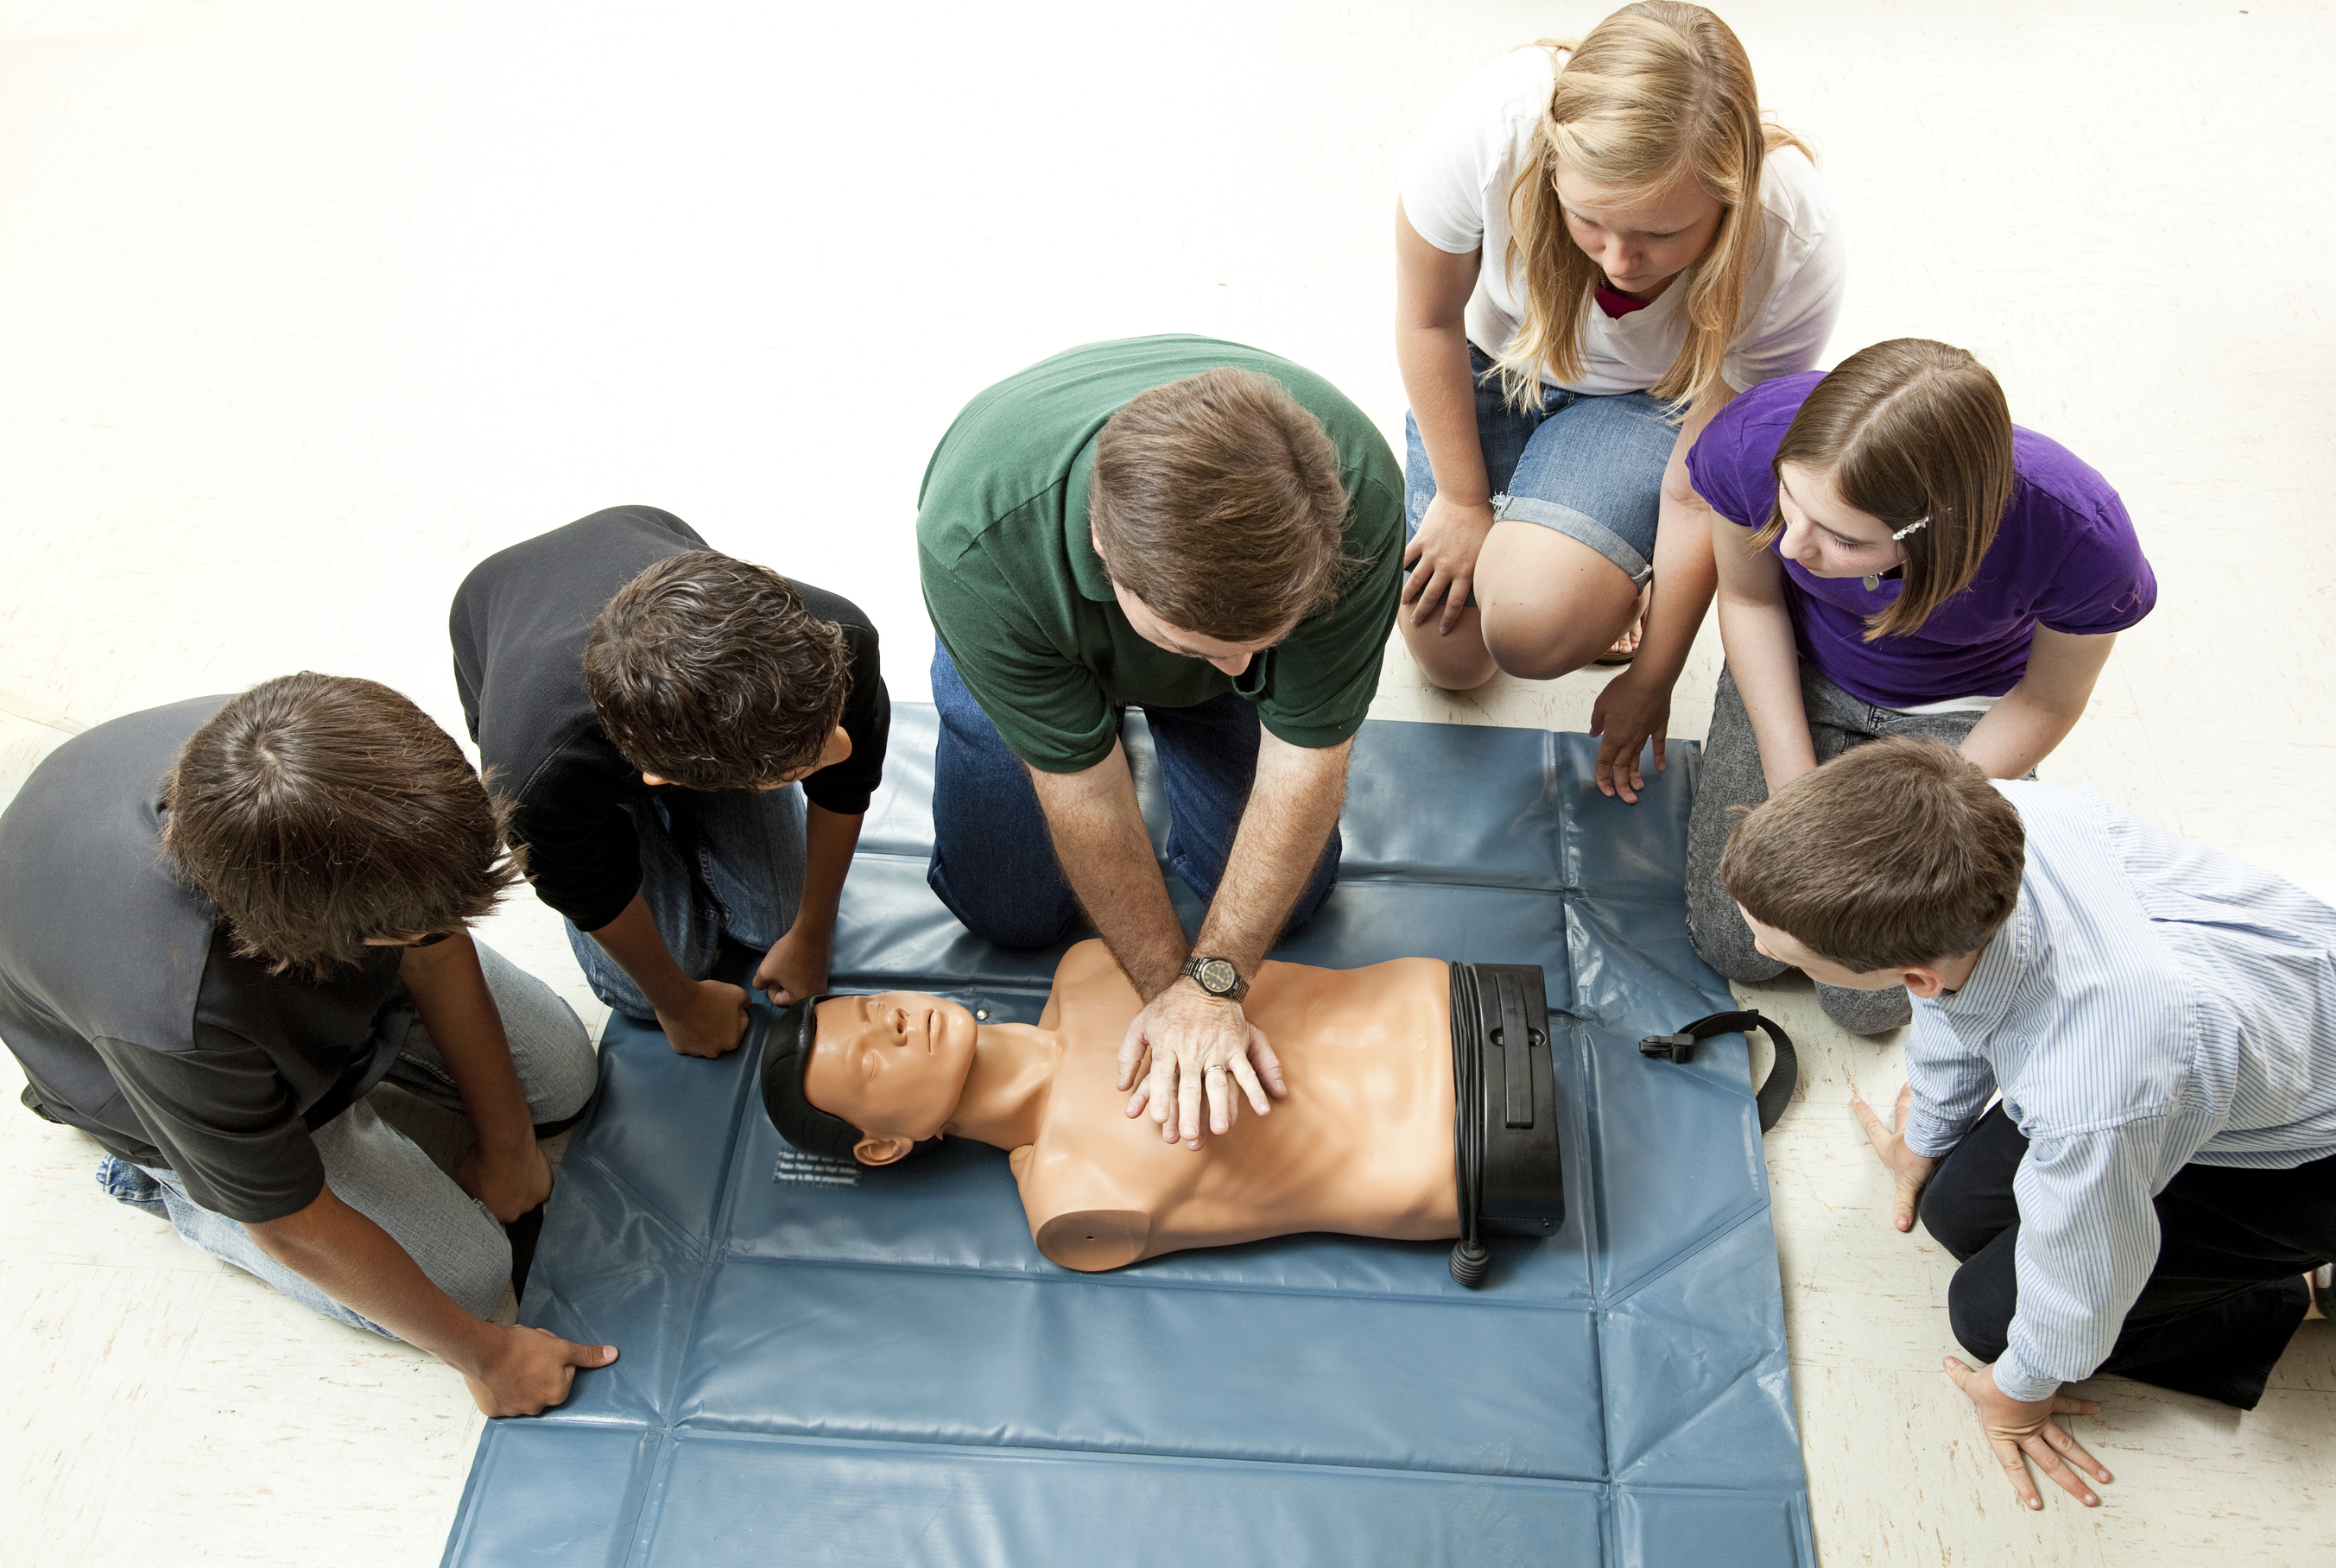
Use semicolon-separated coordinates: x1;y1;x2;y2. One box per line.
565;784;806;1019
1685;663;1991;1036
138;941;598;1336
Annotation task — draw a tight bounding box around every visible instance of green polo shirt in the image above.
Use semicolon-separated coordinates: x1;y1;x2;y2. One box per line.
917;335;1402;774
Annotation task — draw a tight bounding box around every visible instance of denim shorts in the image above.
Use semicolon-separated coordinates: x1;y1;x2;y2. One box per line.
1403;345;1680;599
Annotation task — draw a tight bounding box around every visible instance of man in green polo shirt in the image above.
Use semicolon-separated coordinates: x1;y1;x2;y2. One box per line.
918;335;1402;1151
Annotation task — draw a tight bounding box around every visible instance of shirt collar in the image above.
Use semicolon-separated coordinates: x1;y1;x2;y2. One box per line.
1934;891;2035;1035
1063;444;1116;604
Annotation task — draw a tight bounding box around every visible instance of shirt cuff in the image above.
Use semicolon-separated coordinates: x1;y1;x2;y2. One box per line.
1990;1345;2062;1405
1903;1108;1971;1160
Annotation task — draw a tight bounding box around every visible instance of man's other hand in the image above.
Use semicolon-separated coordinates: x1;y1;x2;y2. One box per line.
754;925;832;1008
1852;1080;1941;1232
1944;1357;2111;1511
453;1141;552;1224
463;1325;619;1417
658;977;750;1059
1116;980;1287;1148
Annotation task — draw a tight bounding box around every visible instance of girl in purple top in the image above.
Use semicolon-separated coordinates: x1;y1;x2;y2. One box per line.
1682;338;2156;1034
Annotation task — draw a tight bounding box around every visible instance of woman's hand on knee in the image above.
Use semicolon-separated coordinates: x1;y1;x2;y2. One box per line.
1852;1081;1940;1232
1402;493;1496;633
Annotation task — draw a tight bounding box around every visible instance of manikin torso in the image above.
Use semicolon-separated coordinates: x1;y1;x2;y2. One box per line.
972;940;1459;1271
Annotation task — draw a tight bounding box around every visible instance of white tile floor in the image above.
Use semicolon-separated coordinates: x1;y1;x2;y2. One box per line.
2;1;2330;1562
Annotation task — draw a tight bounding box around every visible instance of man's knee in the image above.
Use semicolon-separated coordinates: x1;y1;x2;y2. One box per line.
926;854;1079;950
526;1027;600;1126
1916;1164;1998;1262
1945;1260;2013;1365
477;946;599;1122
430;1211;516;1319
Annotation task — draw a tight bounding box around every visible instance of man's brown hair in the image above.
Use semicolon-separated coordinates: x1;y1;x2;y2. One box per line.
584;550;851;792
1749;338;2016;641
1089;367;1352;642
1719;736;2025;971
164;673;520;977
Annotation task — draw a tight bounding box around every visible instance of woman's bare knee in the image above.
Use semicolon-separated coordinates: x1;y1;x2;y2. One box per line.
1474;526;1642;680
1399;607;1498;691
1480;605;1619;680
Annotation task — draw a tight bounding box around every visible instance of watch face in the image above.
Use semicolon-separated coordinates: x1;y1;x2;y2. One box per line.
1194;958;1238;995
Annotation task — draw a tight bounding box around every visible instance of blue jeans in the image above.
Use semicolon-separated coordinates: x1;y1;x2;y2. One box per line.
926;643;1340;949
564;785;807;1019
104;941;597;1337
1403;345;1679;604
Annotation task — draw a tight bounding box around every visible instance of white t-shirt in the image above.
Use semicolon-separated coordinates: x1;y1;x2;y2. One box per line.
1398;46;1846;395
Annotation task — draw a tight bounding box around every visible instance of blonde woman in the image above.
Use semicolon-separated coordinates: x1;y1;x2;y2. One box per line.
1685;338;2158;1034
1397;1;1844;799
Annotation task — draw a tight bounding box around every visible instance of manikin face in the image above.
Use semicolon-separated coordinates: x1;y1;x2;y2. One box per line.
1773;463;1909;581
1551;162;1724;299
804;992;980;1150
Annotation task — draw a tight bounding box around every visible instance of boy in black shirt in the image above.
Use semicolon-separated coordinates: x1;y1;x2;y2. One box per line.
0;675;611;1415
451;506;889;1059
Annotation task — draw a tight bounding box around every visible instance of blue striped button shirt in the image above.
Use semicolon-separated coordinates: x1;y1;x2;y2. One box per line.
1904;781;2336;1402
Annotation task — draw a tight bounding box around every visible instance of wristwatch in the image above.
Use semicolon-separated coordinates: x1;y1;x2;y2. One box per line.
1180;955;1249;1003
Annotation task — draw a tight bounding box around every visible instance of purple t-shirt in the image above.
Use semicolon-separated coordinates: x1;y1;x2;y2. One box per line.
1687;373;2156;709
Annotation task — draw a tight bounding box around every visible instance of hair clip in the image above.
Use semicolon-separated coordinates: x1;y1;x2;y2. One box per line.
1890;516;1929;541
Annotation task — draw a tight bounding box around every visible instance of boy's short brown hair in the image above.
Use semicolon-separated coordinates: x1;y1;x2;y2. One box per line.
1089;367;1352;642
164;673;519;977
1719;737;2025;971
584;551;850;792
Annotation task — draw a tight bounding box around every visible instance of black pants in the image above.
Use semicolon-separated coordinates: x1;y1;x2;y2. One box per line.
1918;1105;2336;1408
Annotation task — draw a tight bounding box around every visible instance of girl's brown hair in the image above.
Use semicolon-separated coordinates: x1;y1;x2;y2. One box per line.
1495;1;1808;413
1750;338;2016;640
164;673;520;977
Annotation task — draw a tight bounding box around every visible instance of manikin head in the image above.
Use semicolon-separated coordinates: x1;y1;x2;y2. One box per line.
1719;737;2025;998
760;992;980;1166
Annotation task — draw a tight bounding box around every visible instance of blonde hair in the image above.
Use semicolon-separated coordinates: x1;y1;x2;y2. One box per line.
1747;338;2016;641
1494;2;1808;413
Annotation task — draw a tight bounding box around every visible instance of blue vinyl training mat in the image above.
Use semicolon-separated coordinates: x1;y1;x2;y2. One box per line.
441;707;1814;1568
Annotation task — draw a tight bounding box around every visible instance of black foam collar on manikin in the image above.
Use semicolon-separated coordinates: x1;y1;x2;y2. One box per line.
757;995;864;1161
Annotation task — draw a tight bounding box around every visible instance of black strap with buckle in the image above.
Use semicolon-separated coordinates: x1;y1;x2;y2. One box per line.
1638;1009;1798;1133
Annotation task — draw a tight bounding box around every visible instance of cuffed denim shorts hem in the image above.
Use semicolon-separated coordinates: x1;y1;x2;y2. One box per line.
1494;494;1655;586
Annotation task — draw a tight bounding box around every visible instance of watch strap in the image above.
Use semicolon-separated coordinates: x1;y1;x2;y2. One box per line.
1180;955;1249;1002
